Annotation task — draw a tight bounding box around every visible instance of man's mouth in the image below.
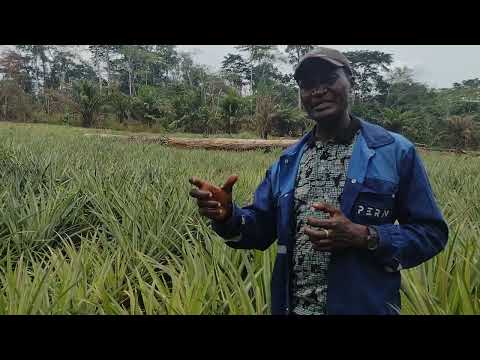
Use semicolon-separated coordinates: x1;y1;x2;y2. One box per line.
312;102;333;111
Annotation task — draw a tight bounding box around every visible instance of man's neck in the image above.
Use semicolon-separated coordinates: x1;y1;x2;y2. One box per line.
314;112;351;143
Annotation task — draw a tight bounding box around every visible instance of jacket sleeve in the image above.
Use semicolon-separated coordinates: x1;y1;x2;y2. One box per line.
210;163;278;251
373;145;449;271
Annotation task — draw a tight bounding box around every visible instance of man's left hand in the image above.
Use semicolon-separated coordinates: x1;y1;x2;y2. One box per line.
304;202;369;252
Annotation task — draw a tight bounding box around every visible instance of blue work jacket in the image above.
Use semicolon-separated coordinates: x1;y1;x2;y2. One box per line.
212;117;449;315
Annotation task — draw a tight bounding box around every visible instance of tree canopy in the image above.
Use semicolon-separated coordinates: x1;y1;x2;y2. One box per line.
0;45;479;149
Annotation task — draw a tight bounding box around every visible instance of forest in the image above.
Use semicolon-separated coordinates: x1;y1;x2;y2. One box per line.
1;45;479;149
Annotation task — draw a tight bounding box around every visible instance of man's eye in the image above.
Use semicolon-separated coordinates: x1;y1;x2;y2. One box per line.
299;73;338;90
300;82;315;90
300;84;315;92
326;74;338;84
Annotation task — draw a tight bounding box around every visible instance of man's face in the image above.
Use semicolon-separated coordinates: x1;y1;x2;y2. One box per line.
299;62;351;129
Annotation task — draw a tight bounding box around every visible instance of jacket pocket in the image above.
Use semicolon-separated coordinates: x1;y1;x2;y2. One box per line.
352;191;396;225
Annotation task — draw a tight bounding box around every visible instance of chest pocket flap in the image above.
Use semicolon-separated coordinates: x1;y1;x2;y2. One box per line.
352;178;398;225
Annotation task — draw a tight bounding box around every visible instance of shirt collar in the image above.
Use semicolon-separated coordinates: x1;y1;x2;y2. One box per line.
307;115;361;148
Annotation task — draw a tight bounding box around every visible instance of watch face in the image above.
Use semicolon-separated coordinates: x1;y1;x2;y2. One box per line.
367;226;378;250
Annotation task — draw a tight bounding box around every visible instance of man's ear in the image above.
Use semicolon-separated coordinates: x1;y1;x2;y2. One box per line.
349;75;356;87
348;90;356;107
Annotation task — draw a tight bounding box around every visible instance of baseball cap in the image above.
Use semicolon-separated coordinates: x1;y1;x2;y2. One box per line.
294;47;352;82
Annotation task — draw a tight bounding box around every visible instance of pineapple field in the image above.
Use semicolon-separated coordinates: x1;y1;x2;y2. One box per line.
0;122;479;314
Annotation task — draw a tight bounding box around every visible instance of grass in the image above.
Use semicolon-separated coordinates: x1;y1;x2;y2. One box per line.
0;120;294;140
0;121;478;314
400;150;480;314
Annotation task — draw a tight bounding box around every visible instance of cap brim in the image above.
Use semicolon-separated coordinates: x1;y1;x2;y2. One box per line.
294;56;344;81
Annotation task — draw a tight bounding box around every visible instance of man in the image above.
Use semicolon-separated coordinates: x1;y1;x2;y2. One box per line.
189;47;448;315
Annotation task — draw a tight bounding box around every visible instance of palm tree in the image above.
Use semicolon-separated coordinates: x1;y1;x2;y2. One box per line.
381;107;417;134
254;87;279;139
446;115;477;149
72;80;104;128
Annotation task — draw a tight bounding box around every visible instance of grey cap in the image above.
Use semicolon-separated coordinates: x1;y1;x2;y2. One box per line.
294;47;352;82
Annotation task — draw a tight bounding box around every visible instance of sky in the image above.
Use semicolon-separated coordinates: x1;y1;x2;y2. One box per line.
177;45;480;89
2;45;479;89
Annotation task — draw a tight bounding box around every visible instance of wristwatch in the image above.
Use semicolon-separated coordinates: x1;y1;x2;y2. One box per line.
366;226;379;251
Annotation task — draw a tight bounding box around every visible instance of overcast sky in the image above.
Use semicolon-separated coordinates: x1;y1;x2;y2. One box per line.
2;45;479;89
177;45;480;89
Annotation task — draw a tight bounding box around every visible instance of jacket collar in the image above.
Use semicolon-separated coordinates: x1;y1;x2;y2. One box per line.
358;117;395;149
281;115;394;158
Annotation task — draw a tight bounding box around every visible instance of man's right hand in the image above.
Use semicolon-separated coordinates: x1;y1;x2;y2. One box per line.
189;175;239;222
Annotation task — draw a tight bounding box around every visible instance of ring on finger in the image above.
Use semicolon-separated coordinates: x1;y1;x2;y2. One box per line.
322;229;330;238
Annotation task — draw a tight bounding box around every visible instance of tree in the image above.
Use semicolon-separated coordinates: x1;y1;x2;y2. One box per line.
108;45;180;96
255;93;277;139
108;86;132;123
236;45;278;64
387;66;415;85
88;45;105;91
221;53;249;94
68;60;97;83
235;45;279;93
47;47;85;90
343;50;393;103
253;83;280;139
251;62;283;91
148;45;179;85
71;80;104;127
439;85;480;120
15;45;53;95
445;115;479;149
110;45;145;96
0;50;33;93
285;45;315;66
453;78;480;89
220;88;245;134
0;80;34;122
135;85;175;128
270;106;311;137
381;107;418;134
87;45;117;88
385;81;433;110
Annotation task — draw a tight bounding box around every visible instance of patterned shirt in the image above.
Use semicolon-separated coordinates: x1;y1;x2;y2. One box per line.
291;118;360;315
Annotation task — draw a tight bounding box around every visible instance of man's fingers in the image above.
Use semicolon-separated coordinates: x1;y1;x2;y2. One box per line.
189;188;212;199
189;176;205;188
197;200;222;208
199;207;225;218
306;217;336;229
312;202;342;216
221;175;238;194
304;226;330;240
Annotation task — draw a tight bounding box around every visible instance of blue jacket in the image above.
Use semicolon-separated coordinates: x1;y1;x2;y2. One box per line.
212;117;449;315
